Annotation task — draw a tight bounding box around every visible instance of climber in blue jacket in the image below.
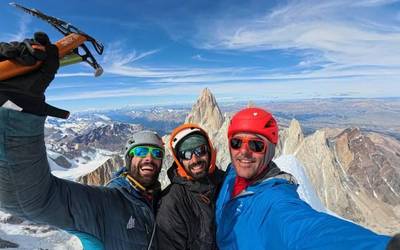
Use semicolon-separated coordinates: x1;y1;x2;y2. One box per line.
215;107;399;250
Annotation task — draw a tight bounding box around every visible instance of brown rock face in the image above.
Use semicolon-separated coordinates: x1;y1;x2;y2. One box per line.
185;88;224;135
279;120;400;234
334;131;353;172
334;129;400;206
77;155;124;186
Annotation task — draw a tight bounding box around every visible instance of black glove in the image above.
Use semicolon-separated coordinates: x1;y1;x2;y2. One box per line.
387;233;400;250
0;32;69;118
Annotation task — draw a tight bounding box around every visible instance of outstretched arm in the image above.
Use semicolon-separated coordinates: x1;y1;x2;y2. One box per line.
267;183;391;250
0;34;107;239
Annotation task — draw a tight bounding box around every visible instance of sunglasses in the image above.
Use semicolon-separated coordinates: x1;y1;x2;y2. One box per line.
178;144;208;160
229;136;267;153
129;146;164;160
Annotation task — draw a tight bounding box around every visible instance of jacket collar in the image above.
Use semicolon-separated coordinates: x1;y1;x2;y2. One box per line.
107;167;161;201
225;161;297;197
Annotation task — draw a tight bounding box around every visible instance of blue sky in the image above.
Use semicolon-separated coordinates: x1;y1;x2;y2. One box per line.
1;0;400;111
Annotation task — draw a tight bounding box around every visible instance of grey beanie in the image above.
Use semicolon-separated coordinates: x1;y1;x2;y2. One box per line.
176;133;208;152
124;130;164;169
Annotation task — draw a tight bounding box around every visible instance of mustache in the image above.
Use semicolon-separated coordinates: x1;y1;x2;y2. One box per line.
189;160;207;169
236;155;256;161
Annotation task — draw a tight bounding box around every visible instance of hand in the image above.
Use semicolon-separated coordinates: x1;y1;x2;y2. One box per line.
0;32;65;117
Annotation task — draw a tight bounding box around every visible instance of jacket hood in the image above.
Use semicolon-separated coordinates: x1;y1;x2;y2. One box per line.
169;123;217;180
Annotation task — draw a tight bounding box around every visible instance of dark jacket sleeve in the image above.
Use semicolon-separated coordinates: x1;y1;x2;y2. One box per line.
156;185;190;250
0;108;107;239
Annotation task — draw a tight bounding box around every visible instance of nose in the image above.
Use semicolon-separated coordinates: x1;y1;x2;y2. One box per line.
143;153;153;161
239;142;251;155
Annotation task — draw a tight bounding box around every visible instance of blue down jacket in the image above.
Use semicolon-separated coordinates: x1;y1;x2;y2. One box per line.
215;164;390;250
0;108;157;250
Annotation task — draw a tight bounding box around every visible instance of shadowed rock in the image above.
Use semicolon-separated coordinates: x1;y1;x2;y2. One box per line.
0;238;18;248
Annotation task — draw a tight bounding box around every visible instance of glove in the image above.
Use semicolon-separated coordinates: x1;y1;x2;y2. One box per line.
0;32;69;118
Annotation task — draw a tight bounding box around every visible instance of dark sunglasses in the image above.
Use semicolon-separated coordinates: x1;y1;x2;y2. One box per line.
129;146;164;160
229;137;267;153
178;144;208;160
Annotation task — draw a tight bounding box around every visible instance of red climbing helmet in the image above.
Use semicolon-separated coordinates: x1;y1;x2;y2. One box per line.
228;107;279;145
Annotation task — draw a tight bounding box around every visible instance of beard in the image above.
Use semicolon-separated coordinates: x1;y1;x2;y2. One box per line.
187;159;209;179
130;161;160;187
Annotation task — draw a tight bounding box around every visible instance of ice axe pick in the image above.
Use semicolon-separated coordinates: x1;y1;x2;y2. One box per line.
0;2;104;81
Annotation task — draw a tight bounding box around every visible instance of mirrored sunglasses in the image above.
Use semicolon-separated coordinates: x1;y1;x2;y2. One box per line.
129;146;164;160
178;144;208;160
229;136;267;153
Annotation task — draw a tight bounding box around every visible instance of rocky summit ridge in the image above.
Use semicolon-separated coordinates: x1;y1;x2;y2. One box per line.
277;119;400;234
184;87;230;169
185;88;225;135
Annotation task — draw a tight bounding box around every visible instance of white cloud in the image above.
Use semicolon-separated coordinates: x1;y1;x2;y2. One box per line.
353;0;399;7
56;72;94;78
191;54;222;62
102;42;160;67
2;14;32;41
197;0;400;69
101;45;240;79
101;42;202;78
47;70;400;102
48;84;188;101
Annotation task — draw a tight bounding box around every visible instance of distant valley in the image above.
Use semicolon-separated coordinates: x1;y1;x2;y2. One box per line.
53;97;400;139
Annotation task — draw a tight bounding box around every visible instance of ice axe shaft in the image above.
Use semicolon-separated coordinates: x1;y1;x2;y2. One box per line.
0;2;104;81
0;33;87;81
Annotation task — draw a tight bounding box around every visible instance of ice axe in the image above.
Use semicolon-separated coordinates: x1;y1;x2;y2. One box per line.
0;2;104;81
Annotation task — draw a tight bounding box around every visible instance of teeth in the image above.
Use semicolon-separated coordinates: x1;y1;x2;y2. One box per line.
141;166;154;171
191;164;205;172
240;160;252;163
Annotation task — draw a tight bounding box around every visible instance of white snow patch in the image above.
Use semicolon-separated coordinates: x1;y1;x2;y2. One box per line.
275;155;328;213
94;121;107;127
94;114;111;121
0;211;82;250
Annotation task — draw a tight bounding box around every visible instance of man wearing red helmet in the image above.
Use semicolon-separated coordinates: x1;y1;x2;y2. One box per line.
215;107;394;250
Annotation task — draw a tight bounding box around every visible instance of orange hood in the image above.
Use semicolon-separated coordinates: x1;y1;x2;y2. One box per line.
169;123;217;180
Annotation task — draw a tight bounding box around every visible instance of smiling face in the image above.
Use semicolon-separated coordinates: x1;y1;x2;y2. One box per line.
229;132;269;180
180;146;210;180
130;152;162;187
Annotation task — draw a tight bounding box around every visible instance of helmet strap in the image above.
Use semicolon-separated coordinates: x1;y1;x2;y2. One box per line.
124;172;147;192
249;138;275;182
